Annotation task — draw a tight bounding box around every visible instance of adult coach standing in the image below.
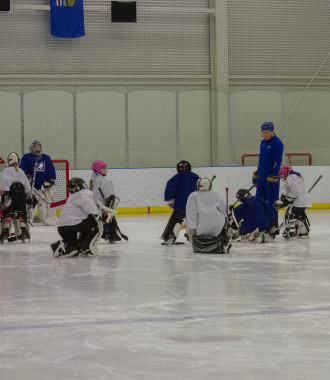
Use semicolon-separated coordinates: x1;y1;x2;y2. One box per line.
252;121;284;225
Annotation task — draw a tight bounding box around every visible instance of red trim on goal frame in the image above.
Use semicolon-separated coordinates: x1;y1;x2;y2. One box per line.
52;159;70;200
242;153;312;166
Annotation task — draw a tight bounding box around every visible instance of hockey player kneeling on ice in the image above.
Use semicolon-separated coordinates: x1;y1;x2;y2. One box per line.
274;165;312;239
90;160;127;243
161;160;199;245
231;189;276;244
19;140;57;226
186;177;231;254
51;178;117;258
0;152;32;243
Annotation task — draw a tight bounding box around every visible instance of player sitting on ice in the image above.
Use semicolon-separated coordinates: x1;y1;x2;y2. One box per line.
229;188;276;244
0;152;34;243
90;160;127;243
51;177;117;258
161;160;199;245
186;177;231;254
20;140;57;226
274;165;312;239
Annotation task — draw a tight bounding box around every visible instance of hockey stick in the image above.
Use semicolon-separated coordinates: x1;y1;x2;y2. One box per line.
26;160;38;223
98;188;129;241
308;175;322;193
31;188;66;209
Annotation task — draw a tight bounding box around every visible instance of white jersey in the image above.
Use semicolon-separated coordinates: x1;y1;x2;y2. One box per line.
283;173;312;208
186;190;227;236
58;189;98;227
0;166;31;194
90;172;115;205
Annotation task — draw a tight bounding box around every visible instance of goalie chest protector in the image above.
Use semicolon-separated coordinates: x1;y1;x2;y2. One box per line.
50;0;85;38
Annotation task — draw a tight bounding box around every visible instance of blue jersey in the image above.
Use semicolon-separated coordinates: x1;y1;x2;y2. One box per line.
234;196;275;234
50;0;85;38
164;171;199;211
257;134;284;179
19;153;56;190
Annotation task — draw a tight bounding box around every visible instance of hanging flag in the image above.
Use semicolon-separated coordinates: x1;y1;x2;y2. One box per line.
50;0;85;38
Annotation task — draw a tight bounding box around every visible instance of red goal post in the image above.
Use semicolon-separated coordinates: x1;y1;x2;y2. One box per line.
242;153;312;166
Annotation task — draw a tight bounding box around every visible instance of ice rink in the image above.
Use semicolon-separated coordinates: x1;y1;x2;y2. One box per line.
1;211;330;380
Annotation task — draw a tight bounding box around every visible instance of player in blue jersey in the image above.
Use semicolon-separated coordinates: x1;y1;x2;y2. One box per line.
161;160;199;245
252;121;284;230
20;140;57;225
229;188;276;243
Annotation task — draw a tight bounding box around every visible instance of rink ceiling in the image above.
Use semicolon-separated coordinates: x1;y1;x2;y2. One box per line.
1;212;330;379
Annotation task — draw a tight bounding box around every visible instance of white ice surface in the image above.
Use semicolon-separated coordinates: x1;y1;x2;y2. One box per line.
1;211;330;380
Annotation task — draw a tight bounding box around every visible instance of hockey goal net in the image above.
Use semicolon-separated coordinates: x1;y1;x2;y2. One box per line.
242;153;312;166
0;158;69;207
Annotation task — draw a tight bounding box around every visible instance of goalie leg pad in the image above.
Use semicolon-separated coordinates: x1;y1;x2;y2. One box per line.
282;205;298;239
38;189;58;226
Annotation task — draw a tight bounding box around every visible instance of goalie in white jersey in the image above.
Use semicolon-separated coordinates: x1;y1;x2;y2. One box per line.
0;152;33;242
274;165;312;239
90;160;127;243
186;177;231;254
51;177;116;258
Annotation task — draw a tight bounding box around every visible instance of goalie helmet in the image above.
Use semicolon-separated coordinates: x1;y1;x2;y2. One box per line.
177;160;191;173
68;178;88;194
260;121;274;131
236;188;250;203
279;165;293;180
29;140;42;158
197;177;212;191
6;152;20;167
92;160;107;176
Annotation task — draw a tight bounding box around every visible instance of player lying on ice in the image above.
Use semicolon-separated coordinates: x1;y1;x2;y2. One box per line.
0;152;37;243
90;160;128;244
51;177;117;258
185;177;232;254
274;165;311;239
228;188;276;244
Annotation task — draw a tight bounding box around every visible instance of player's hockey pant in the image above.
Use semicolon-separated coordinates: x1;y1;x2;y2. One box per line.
161;208;186;242
58;217;98;251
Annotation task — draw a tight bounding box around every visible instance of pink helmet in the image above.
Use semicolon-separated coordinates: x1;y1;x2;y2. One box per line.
92;160;107;176
279;165;292;179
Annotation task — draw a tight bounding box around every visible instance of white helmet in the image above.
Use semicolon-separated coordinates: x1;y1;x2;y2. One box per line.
197;177;212;191
6;152;20;167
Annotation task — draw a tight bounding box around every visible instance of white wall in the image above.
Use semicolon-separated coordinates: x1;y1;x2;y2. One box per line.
71;166;329;207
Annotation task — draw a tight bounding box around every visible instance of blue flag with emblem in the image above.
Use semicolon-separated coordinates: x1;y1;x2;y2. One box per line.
50;0;85;38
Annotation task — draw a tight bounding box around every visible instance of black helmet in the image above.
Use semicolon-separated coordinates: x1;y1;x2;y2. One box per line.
68;178;87;194
177;160;191;173
236;188;250;203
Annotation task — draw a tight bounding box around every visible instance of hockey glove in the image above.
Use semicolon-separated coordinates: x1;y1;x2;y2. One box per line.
43;179;55;190
252;171;258;185
1;192;12;209
26;194;38;208
167;199;174;209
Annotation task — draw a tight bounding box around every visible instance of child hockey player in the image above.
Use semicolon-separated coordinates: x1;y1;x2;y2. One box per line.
186;177;231;254
161;160;199;245
90;160;127;243
229;188;275;243
274;165;312;239
0;152;32;242
51;177;115;258
20;140;57;225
